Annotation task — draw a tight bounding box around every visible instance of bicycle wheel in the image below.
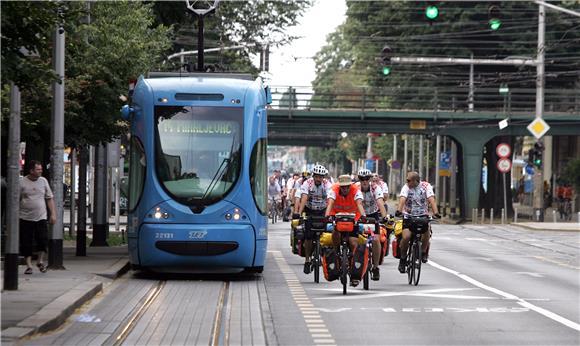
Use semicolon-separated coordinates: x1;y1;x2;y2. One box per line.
407;242;415;285
363;245;371;290
313;240;320;283
413;241;422;286
341;244;348;295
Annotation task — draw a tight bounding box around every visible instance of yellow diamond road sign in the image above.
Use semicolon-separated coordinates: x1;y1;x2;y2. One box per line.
527;118;550;139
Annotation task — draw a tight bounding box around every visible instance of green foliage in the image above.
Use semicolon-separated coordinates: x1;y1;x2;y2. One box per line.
153;0;313;72
312;1;580;108
562;158;580;191
65;1;172;147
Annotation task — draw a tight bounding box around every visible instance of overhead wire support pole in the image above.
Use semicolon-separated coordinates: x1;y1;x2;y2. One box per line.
533;3;546;222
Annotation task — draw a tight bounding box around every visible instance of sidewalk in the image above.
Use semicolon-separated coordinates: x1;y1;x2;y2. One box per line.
511;222;580;232
1;245;129;344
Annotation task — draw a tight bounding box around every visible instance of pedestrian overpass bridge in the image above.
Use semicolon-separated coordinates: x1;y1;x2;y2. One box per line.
265;85;580;217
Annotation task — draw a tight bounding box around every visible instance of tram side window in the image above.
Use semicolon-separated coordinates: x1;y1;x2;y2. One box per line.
250;138;267;215
128;136;146;211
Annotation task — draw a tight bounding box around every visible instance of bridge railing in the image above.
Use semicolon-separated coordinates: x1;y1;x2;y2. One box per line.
269;86;580;114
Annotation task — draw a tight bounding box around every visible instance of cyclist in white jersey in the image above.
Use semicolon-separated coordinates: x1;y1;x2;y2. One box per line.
372;173;390;212
395;171;440;273
356;169;388;280
297;165;332;274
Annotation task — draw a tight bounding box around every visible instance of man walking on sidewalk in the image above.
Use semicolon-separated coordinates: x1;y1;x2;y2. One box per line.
20;160;56;274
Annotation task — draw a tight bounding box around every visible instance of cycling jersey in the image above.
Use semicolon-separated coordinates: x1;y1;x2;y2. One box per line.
327;183;364;220
268;181;281;199
355;182;384;215
300;177;332;211
399;181;434;216
379;181;389;195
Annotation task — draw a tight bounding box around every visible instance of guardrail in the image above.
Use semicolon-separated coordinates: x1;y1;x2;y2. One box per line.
269;86;580;114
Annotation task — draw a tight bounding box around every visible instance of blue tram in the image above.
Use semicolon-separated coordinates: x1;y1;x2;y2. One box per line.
121;73;270;273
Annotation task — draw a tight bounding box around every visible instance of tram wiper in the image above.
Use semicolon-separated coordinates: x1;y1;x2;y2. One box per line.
200;133;237;201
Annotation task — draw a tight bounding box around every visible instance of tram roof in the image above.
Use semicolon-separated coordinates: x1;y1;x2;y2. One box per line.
142;72;260;94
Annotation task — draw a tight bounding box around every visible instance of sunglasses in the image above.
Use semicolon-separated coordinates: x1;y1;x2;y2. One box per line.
359;177;370;181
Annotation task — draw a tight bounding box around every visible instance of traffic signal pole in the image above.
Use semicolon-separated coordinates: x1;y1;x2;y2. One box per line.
533;3;545;221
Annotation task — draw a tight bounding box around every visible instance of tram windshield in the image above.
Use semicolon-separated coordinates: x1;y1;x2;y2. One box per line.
154;106;243;206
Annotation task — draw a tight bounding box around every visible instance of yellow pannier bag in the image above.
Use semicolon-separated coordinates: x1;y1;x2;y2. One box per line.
394;220;403;236
320;232;334;246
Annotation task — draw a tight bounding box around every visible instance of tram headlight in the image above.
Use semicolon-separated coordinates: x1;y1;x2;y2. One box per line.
225;208;244;221
154;207;169;219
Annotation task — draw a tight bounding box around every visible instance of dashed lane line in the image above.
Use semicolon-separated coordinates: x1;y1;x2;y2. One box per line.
429;260;580;332
270;250;336;346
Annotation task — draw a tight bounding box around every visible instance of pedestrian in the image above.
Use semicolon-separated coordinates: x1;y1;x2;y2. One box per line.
20;160;56;274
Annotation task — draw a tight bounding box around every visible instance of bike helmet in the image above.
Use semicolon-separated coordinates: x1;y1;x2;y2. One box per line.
312;164;328;176
357;168;372;180
302;170;310;178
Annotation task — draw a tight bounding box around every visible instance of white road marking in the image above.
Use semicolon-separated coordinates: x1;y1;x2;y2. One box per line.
515;272;544;278
429;260;580;331
314;287;493;300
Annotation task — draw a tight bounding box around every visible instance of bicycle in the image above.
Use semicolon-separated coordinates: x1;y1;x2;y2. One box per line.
268;196;281;224
400;214;435;286
558;198;572;221
305;215;327;283
332;213;358;295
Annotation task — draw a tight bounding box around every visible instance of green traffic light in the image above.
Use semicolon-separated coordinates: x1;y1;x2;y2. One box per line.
489;18;502;30
425;5;439;20
382;66;391;76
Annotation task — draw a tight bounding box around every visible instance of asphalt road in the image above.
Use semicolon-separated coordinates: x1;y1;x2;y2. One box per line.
24;221;580;346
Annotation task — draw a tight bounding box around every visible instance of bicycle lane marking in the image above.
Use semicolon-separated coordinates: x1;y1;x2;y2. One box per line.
269;250;336;346
429;260;580;331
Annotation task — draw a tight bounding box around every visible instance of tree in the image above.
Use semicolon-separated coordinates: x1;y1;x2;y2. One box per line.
152;1;313;72
562;158;580;191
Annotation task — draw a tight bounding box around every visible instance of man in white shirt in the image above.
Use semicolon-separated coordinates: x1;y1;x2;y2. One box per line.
20;160;56;274
395;171;440;273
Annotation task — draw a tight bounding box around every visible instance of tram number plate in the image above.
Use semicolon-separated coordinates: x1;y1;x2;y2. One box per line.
189;231;207;239
155;233;174;239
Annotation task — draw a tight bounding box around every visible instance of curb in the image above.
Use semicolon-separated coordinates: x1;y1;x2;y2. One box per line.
510;223;580;232
1;260;130;344
1;280;102;344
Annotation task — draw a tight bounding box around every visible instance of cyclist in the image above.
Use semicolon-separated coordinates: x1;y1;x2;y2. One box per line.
395;171;440;273
355;169;388;280
292;170;311;215
296;165;332;274
372;173;390;212
556;182;573;219
268;176;281;214
285;173;300;221
326;174;366;286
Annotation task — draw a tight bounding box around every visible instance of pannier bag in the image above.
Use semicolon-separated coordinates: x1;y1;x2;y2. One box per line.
392;235;401;259
322;248;341;281
350;244;369;281
291;224;305;256
379;224;388;264
319;232;334;247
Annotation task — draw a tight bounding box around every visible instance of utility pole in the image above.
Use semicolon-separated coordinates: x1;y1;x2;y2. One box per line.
4;82;21;290
533;3;546;221
49;12;65;269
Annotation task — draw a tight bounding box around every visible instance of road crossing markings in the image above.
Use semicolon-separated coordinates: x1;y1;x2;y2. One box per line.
429;260;580;331
314;287;493;300
270;250;336;346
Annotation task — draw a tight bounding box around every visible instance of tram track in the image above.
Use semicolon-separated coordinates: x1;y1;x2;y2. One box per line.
111;280;166;346
109;279;233;346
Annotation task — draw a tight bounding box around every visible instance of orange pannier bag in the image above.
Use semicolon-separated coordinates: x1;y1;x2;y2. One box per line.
336;221;354;232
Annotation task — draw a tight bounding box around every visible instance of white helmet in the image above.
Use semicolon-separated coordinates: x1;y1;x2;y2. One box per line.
312;164;328;176
357;169;372;179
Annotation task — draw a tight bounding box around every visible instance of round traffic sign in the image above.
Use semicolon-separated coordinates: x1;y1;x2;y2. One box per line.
496;143;511;158
497;158;512;173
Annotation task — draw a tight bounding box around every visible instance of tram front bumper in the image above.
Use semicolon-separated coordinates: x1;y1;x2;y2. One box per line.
137;223;258;270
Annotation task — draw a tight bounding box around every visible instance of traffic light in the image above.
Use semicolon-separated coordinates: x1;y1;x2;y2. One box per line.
379;45;393;77
488;3;502;30
425;1;439;21
532;142;544;168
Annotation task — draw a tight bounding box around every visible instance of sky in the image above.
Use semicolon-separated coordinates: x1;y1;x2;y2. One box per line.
263;0;347;88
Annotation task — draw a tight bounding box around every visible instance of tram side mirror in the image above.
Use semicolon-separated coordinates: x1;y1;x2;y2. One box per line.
121;104;134;120
265;86;272;104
